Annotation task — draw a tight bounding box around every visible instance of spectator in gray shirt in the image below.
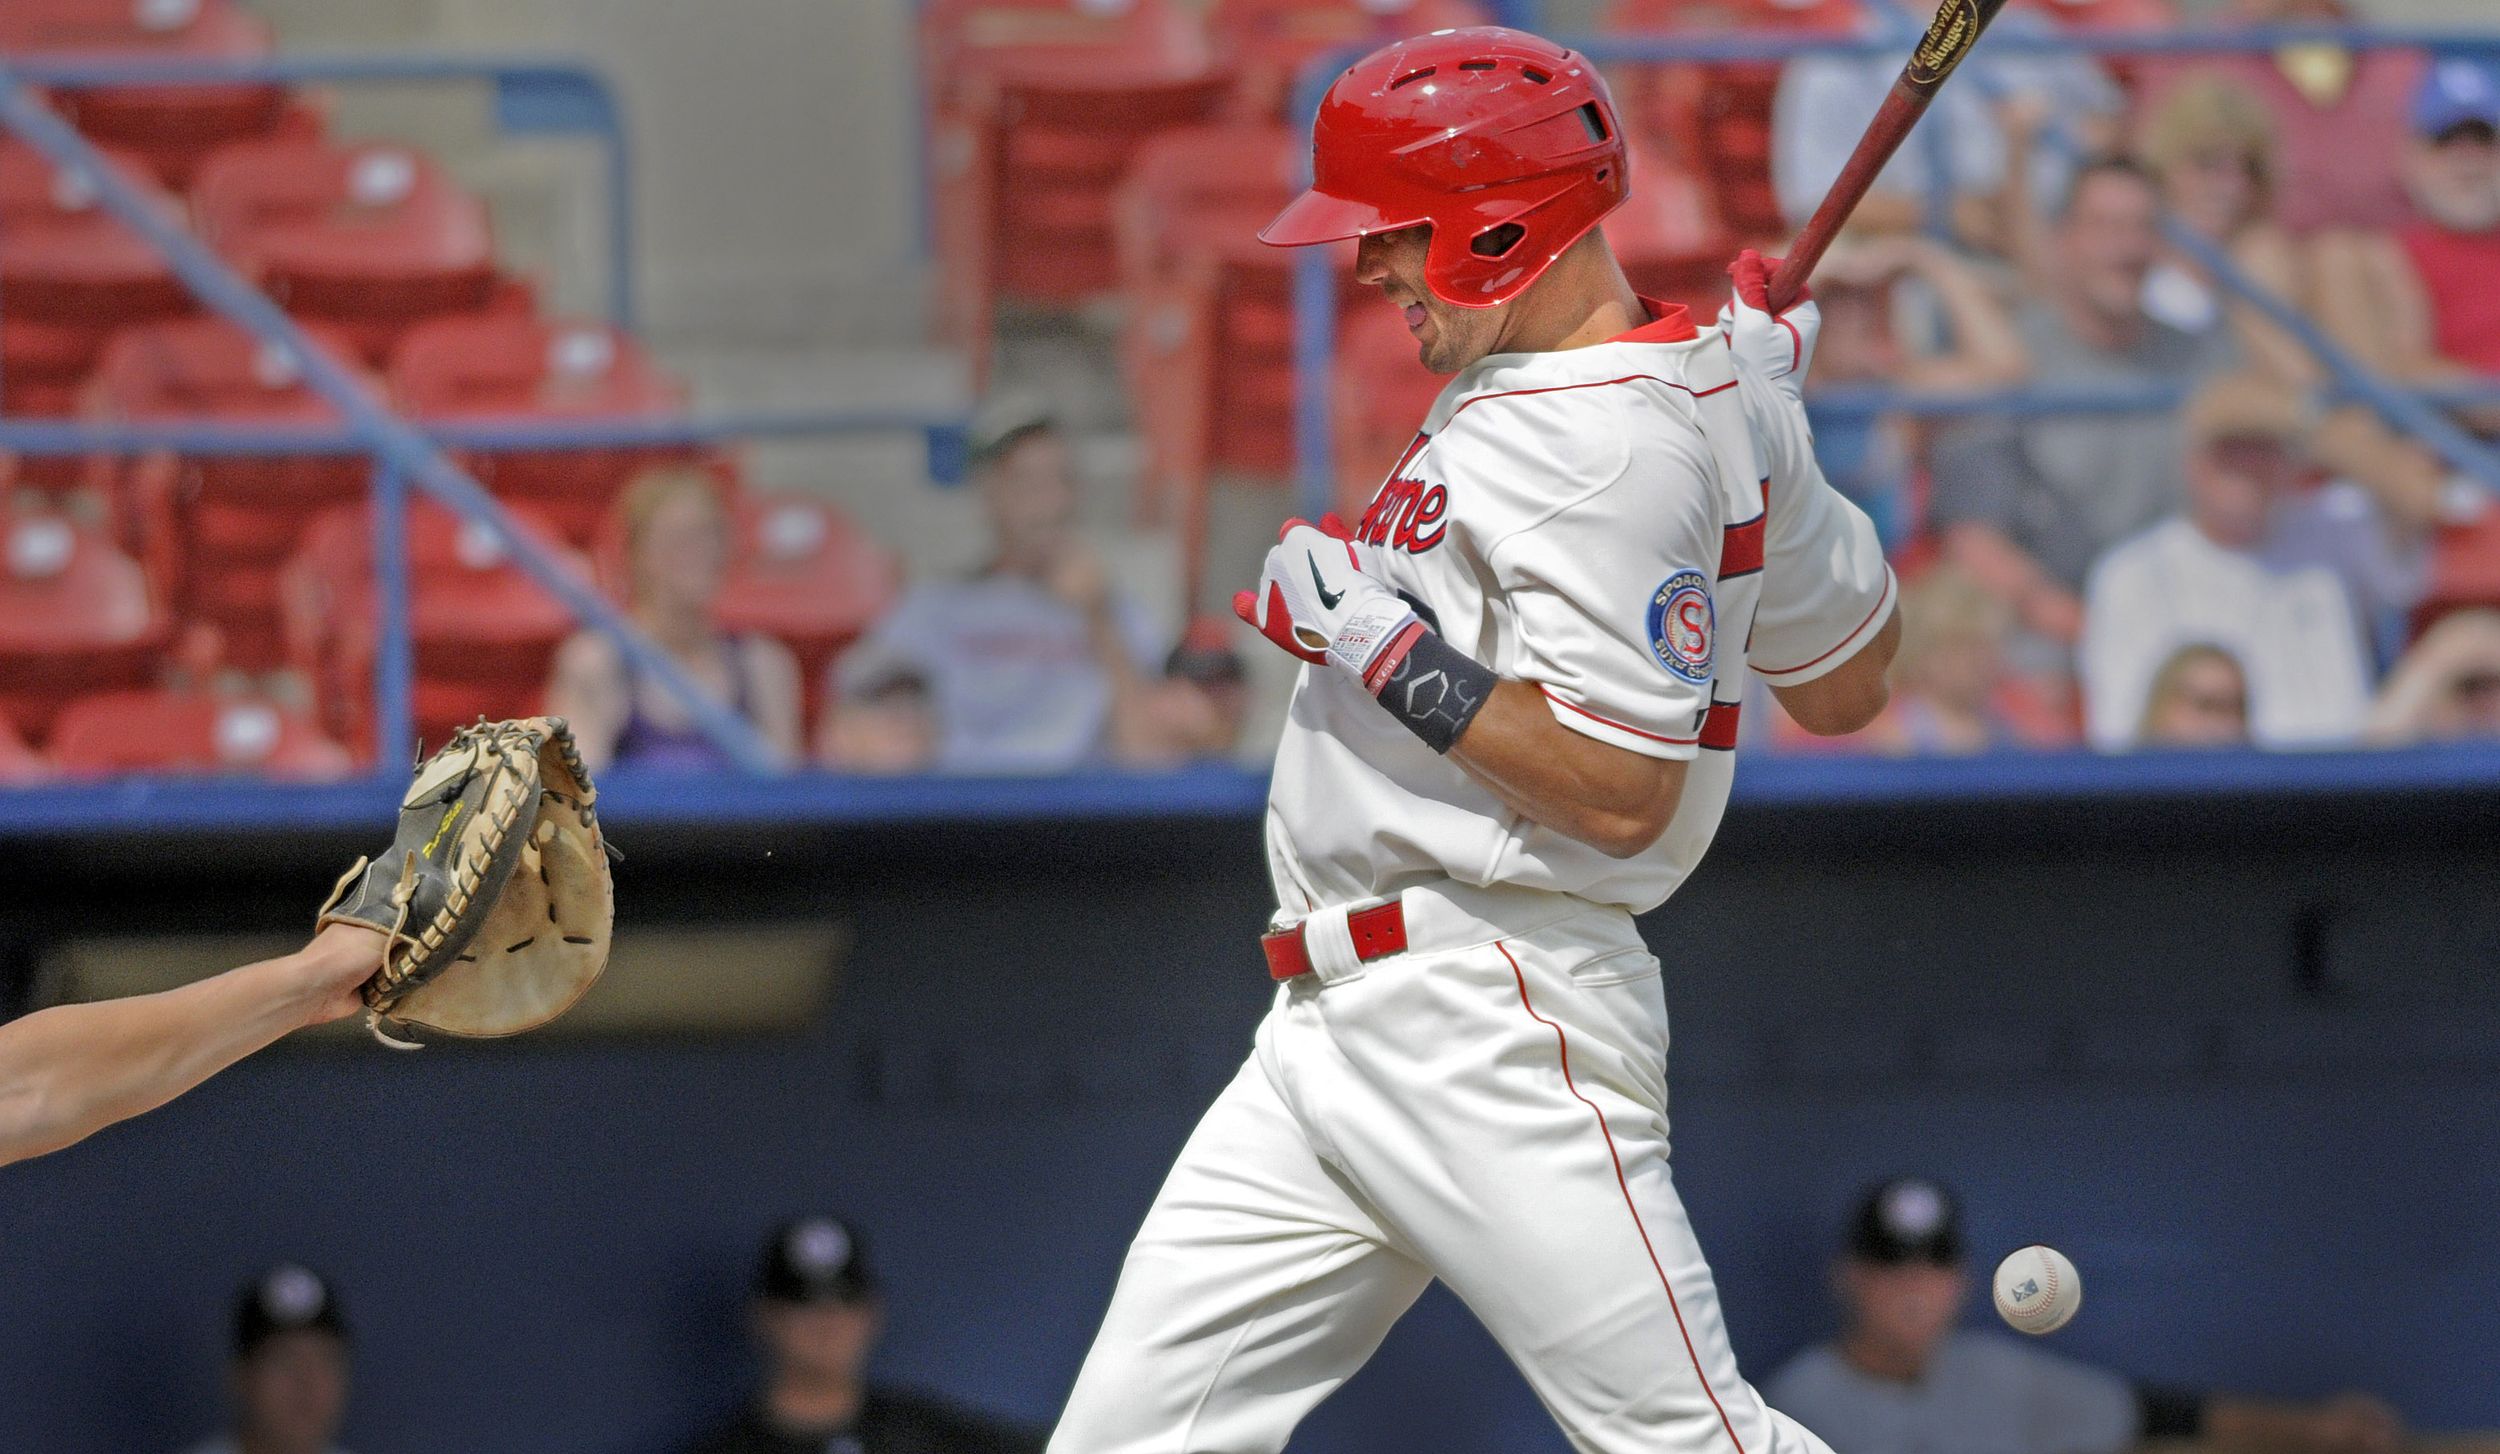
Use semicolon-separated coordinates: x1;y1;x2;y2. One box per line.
1768;1177;2404;1454
1930;158;2233;650
819;396;1161;775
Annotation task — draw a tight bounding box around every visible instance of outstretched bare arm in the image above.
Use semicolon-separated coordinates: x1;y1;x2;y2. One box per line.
0;923;380;1169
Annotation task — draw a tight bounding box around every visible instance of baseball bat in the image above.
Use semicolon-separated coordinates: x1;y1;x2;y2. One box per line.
1766;0;2018;313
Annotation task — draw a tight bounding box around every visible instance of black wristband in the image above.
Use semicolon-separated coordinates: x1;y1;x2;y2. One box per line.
2136;1386;2207;1440
1375;628;1496;754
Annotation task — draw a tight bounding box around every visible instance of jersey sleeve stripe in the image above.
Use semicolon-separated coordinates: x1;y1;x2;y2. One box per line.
1721;512;1765;578
1539;686;1698;745
1751;564;1899;679
1699;701;1742;751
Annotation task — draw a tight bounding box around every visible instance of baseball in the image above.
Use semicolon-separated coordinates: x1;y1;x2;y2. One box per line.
1992;1245;2082;1335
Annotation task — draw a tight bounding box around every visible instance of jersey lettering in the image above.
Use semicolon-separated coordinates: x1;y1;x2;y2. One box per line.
1358;436;1450;555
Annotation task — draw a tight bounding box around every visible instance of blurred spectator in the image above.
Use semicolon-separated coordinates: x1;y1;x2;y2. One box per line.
1932;157;2232;646
1858;567;2029;754
2138;642;2253;747
1773;0;2123;250
2138;0;2425;237
1806;235;2028;549
687;1214;1042;1454
2313;58;2500;424
819;396;1160;775
2081;373;2375;749
1108;617;1252;767
546;467;804;773
2134;77;2318;385
2366;609;2500;744
1767;1177;2406;1454
815;663;939;775
178;1264;354;1454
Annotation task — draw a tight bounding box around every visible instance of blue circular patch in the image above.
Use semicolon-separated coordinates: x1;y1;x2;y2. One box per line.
1647;571;1714;684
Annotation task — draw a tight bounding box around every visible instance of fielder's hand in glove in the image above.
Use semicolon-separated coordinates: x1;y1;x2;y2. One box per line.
319;716;616;1049
1234;514;1423;694
1719;248;1819;402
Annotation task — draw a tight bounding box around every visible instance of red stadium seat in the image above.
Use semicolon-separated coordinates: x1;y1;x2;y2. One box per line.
1611;144;1736;319
1;0;296;188
2414;511;2500;638
0;507;168;742
284;500;586;752
1205;0;1491;119
1112;122;1366;600
2022;0;2178;31
0;141;193;419
923;0;1231;375
190;138;504;363
1604;0;1865;243
717;492;901;727
1332;301;1446;521
83;316;374;669
0;713;47;783
49;687;355;779
390;316;692;544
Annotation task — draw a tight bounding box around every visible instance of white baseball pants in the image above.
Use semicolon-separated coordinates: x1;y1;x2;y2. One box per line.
1050;884;1838;1454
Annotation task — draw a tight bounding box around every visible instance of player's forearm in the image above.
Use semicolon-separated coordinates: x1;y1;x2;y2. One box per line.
1450;680;1685;859
0;947;341;1167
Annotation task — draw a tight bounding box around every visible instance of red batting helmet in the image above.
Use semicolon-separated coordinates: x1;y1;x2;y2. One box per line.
1258;27;1629;308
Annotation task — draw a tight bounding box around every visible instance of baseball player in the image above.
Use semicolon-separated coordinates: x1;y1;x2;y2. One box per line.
0;924;382;1169
1051;26;1898;1454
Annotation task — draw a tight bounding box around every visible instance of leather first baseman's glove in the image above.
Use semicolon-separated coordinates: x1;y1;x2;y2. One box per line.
318;716;615;1049
1719;248;1820;402
1233;513;1421;692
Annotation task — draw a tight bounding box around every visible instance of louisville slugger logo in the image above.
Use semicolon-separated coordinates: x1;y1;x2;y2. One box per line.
1906;0;1981;88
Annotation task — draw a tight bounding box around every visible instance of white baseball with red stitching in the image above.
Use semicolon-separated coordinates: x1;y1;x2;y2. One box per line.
1994;1244;2084;1335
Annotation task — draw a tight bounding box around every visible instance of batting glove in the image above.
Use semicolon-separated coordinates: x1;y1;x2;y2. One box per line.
1233;513;1421;693
1719;248;1820;402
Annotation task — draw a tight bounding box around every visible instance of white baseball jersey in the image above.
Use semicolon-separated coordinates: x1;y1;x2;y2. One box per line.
1058;301;1897;1454
1264;302;1896;918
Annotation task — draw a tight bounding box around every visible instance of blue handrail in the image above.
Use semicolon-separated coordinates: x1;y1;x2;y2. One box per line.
0;64;782;773
0;409;968;459
1287;24;2500;514
4;51;640;326
2;743;2499;838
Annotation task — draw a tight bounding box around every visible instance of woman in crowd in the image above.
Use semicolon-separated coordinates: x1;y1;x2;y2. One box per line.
1838;565;2070;756
2367;609;2500;744
546;466;804;772
2135;76;2319;385
2137;643;2252;749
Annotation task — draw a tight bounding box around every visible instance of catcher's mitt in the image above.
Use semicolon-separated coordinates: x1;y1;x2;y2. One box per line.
319;716;615;1049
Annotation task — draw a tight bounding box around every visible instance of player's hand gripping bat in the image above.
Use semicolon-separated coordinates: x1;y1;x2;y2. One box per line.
1765;0;2018;313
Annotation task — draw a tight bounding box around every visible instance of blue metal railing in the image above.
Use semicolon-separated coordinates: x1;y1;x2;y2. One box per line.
1287;25;2500;515
7;51;640;325
0;57;967;775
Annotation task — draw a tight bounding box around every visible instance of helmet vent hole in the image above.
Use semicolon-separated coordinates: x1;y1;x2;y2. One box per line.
1459;60;1496;70
1576;102;1610;142
1472;223;1527;259
1390;66;1437;89
1521;67;1552;84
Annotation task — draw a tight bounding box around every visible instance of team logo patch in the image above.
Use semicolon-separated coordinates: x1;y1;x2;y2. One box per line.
1647;571;1714;684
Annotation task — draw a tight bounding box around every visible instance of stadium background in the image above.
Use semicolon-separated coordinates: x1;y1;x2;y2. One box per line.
3;0;2500;1451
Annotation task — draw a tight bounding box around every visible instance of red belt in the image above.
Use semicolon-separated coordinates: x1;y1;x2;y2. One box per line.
1262;901;1409;981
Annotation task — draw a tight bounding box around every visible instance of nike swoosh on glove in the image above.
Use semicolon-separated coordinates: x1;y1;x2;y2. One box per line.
1718;248;1820;403
1233;512;1421;693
